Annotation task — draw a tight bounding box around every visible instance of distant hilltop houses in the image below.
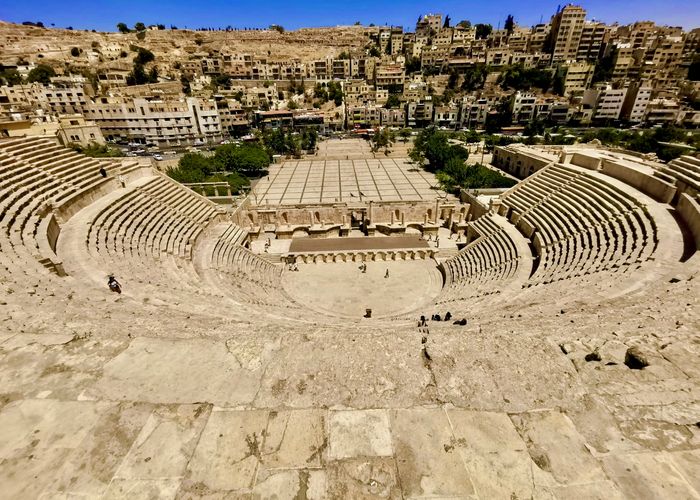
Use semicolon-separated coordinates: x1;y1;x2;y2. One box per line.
0;5;698;146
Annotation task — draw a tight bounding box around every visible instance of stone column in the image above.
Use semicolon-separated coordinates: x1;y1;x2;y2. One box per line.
368;201;373;225
391;211;395;225
434;200;440;224
309;211;314;225
401;212;405;226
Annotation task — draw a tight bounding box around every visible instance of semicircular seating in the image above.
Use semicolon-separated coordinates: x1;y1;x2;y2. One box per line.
499;163;659;286
437;213;523;303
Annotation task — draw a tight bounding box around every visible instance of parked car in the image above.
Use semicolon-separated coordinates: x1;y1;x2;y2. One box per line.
153;153;164;161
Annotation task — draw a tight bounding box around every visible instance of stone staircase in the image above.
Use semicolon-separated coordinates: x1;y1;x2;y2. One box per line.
258;252;284;265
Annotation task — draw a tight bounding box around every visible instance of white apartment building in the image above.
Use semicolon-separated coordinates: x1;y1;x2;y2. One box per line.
621;85;652;123
585;86;628;121
84;96;222;146
512;92;537;123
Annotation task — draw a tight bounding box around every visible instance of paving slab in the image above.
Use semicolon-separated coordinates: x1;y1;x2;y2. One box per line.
326;457;401;498
251;469;326;500
103;478;181;500
261;409;326;468
447;409;555;498
390;408;476;498
43;402;154;498
91;337;261;406
180;409;269;494
509;409;608;485
113;404;210;481
602;452;700;498
329;409;393;460
0;399;102;459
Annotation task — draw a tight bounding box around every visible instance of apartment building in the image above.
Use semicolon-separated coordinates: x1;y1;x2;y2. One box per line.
434;105;460;128
563;61;595;95
512;92;537;123
406;101;434;127
584;85;628;121
416;14;443;35
84;96;222;146
577;22;608;61
550;5;587;63
375;63;405;89
380;108;405;127
620;84;652;123
347;105;381;128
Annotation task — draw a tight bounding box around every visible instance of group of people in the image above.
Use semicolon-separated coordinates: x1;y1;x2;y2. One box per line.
286;262;299;271
419;312;467;327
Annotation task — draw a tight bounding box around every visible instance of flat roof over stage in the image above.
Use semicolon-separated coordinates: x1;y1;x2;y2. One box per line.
252;158;440;206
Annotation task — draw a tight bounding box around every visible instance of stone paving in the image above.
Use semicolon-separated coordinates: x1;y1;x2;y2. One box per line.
252;158;438;205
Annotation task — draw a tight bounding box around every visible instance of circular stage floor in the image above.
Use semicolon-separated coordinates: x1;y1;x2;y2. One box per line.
282;260;443;319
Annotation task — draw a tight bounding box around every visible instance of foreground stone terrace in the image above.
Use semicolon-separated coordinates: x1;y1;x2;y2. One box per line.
1;269;698;498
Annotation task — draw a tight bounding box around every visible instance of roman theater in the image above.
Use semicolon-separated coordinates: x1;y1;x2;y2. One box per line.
0;135;699;498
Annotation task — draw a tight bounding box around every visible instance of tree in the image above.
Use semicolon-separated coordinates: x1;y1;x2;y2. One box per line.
384;94;401;109
499;64;553;91
134;47;155;65
456;20;471;29
447;70;459;90
70;47;80;57
592;48;616;83
69;142;124;158
181;74;191;95
327;81;343;106
214;144;270;174
368;46;381;57
133;22;146;32
300;129;318;151
371;128;393;153
270;25;285;33
504;15;515;36
410;127;468;171
0;68;23;86
398;128;412;142
117;22;130;33
338;51;350;60
461;64;488;91
475;23;492;40
126;63;157;85
443;15;451;28
689;54;700;81
405;56;421;74
26;64;56;84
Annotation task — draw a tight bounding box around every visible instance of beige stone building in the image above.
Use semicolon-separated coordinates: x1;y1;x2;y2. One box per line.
56;114;105;146
550;5;587;63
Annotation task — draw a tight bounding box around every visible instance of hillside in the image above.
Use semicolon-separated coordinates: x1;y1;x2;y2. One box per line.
0;21;373;67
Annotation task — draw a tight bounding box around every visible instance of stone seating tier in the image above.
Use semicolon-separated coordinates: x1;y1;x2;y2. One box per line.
500;163;658;286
